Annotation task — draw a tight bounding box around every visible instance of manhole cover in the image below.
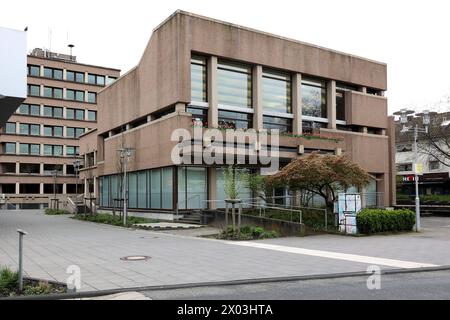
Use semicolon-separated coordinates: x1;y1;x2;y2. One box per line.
120;255;151;261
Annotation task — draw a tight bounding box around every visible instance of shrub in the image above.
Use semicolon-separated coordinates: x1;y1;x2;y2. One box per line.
218;225;277;240
23;281;54;296
45;209;71;215
0;267;18;297
72;213;156;227
356;209;415;234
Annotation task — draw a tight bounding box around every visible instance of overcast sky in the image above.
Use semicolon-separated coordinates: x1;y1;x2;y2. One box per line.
4;0;450;114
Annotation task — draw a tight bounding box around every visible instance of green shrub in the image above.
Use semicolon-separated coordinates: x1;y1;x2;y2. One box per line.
72;213;156;227
218;225;277;240
23;281;54;296
45;209;71;215
0;267;18;296
356;209;415;234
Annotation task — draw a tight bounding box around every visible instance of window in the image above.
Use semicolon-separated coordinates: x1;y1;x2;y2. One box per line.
43;106;63;118
191;55;207;103
20;123;40;136
367;88;382;96
87;110;97;121
19;143;40;155
43;67;63;80
88;73;105;86
43;164;63;175
20;184;40;194
336;83;357;121
107;77;117;85
66;146;80;156
44;126;63;137
27;65;40;77
262;69;292;114
44;145;63;156
186;106;207;127
302;77;327;118
75;72;85;83
429;161;440;171
3;163;16;174
177;167;207;209
20;164;40;174
87;92;96;103
66;108;75;119
5;122;16;134
396;144;413;153
28;84;40;97
4;143;16;154
66;89;85;102
88;74;96;84
67;127;85;138
66;71;75;82
43;86;63;99
302;121;327;135
18;104;40;116
397;163;413;172
218;110;253;130
218;60;252;108
263;116;292;133
96;75;105;86
1;184;16;193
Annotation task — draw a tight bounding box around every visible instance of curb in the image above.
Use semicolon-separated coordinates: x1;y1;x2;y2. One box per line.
3;265;450;300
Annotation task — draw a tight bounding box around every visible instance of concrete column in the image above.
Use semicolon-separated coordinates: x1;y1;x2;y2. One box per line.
62;164;67;175
39;183;44;195
15;142;20;154
15;162;20;174
63;145;67;157
63;88;67;100
175;103;185;112
63;69;67;81
377;174;390;207
253;65;263;131
15;182;19;195
63;107;67;118
40;65;44;77
40;144;44;156
361;127;368;134
84;90;89;103
63;126;67;137
62;183;67;195
327;80;336;129
208;167;217;210
40;124;45;136
381;129;386;136
84;72;89;84
292;73;302;135
40;104;44;116
40;85;44;97
16;122;20;134
40;163;44;175
359;87;367;94
93;177;97;199
125;124;131;131
84;179;89;197
207;56;218;128
147;115;152;123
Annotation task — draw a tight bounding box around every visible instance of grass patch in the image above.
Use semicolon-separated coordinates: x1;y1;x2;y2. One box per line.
216;225;278;241
45;208;71;215
72;213;157;227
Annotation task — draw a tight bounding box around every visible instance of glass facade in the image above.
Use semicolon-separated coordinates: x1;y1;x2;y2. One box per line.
28;85;40;97
215;168;252;208
301;77;327;118
218;110;253;130
28;65;40;77
218;60;252;108
263;116;292;133
99;167;174;210
262;69;291;113
186;106;208;127
5;122;16;134
18;104;40;116
177;167;207;209
191;55;207;103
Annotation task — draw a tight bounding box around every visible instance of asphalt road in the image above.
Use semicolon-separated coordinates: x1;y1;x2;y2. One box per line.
142;270;450;300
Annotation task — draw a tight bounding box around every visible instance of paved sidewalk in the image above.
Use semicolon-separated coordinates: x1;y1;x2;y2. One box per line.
1;210;449;292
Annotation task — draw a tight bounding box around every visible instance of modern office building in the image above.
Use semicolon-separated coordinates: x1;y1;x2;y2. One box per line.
0;48;119;209
396;111;450;202
80;10;395;216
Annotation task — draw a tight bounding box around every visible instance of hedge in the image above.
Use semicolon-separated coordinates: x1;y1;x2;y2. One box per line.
356;209;415;234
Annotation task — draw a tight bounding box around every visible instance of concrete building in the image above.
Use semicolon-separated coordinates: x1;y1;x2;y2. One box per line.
396;111;450;203
0;48;119;209
80;10;395;217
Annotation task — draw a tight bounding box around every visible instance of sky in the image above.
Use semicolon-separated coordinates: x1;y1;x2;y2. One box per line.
3;0;450;115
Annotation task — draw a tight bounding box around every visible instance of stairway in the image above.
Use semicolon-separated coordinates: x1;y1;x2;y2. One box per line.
177;210;204;225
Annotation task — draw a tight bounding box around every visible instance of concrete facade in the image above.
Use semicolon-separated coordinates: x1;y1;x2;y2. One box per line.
0;49;119;209
80;10;395;212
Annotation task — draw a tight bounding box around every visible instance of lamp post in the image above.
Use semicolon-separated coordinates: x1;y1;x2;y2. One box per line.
393;109;434;232
117;147;133;226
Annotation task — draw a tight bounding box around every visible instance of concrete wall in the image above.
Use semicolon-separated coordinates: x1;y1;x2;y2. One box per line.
345;91;388;128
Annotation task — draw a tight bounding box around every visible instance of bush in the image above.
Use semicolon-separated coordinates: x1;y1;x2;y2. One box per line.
23;281;54;296
218;225;278;240
72;213;156;227
45;209;71;215
356;209;415;234
0;267;18;297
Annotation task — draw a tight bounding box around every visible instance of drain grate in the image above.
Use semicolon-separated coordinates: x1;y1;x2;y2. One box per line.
120;255;151;261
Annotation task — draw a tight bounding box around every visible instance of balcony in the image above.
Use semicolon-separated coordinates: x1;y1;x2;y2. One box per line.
345;91;388;129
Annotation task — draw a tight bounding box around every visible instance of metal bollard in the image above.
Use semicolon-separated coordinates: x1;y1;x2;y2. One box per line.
17;229;28;292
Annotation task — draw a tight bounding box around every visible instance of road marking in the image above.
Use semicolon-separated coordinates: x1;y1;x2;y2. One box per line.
228;242;439;269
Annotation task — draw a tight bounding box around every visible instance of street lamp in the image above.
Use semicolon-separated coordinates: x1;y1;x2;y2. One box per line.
393;108;435;232
117;147;134;226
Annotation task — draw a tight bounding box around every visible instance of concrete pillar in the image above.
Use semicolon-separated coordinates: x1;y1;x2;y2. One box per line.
360;87;367;93
327;80;336;129
15;122;20;134
208;167;217;210
253;65;263;131
40;124;45;136
62;183;67;195
62;164;67;175
175;103;185;112
84;90;89;103
40;163;44;175
361;127;368;134
39;183;44;195
15;162;20;174
292;73;302;135
84;179;89;198
93;177;97;199
63;69;67;80
15;142;20;154
377;174;390;208
84;72;89;84
40;104;44;116
40;143;44;156
40;85;44;97
381;129;386;136
63;88;67;100
15;182;19;195
40;65;44;77
207;56;218;128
